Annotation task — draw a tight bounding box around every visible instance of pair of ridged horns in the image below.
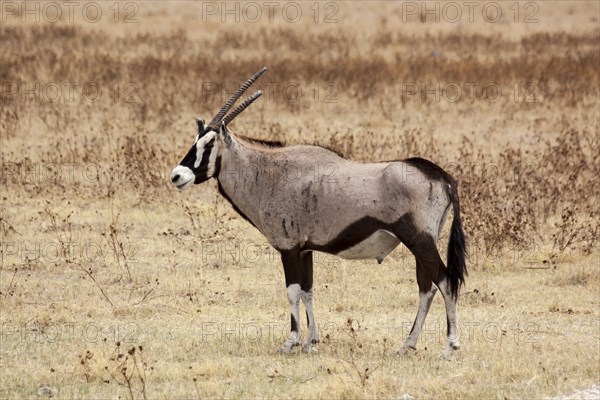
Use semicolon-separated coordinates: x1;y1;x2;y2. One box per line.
205;67;267;132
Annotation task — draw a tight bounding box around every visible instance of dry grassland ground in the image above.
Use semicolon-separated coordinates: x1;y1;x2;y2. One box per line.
1;1;599;399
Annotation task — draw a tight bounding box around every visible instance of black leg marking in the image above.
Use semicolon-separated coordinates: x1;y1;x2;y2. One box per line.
281;249;302;287
300;251;313;292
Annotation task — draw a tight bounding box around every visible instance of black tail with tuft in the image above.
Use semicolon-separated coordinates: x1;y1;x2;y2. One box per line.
447;181;467;298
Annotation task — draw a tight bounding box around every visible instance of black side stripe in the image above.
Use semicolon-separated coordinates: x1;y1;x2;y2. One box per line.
304;214;419;255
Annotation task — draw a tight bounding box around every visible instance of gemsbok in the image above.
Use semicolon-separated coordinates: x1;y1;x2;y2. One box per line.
171;67;467;356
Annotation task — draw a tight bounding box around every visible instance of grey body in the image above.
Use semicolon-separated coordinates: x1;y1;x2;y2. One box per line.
218;142;450;257
171;68;467;356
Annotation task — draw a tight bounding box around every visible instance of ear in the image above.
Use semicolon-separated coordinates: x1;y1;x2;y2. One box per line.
219;121;232;146
196;118;205;135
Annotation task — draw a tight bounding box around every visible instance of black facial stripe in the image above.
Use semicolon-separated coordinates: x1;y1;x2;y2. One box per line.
197;139;215;171
178;144;198;169
194;138;215;183
178;136;217;185
179;135;216;168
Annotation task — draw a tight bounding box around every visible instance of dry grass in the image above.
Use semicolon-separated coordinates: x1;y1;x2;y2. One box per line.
1;1;599;399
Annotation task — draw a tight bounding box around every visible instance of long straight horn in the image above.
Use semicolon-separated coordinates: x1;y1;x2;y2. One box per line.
207;67;267;131
222;90;263;126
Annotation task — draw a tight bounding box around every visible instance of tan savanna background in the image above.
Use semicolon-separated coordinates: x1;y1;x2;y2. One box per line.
1;1;599;398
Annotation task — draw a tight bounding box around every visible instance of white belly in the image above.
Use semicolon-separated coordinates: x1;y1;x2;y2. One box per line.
336;230;400;261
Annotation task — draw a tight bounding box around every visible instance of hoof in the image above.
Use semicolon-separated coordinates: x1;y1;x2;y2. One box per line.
301;339;319;354
443;342;460;359
397;345;417;356
277;341;299;354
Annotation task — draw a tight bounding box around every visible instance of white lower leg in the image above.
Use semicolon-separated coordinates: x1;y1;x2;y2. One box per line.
404;286;437;350
301;288;319;352
279;283;301;353
438;280;460;355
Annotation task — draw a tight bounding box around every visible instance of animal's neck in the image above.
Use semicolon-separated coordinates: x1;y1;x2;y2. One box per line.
214;139;271;229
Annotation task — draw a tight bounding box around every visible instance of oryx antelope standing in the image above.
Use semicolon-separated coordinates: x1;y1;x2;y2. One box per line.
171;68;467;356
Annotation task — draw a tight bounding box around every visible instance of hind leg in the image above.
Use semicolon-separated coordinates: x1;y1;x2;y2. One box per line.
400;260;438;353
430;248;461;357
402;236;460;356
436;276;460;357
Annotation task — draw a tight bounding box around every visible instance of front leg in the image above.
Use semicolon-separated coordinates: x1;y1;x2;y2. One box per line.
278;250;302;353
301;288;319;353
300;251;319;353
